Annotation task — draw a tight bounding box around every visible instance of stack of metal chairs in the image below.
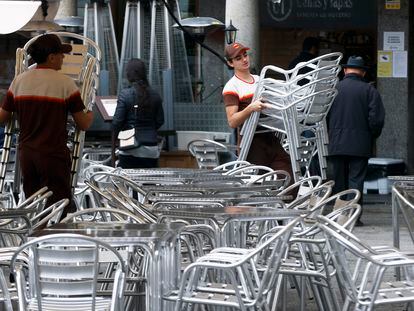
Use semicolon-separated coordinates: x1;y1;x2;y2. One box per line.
0;32;101;197
238;52;343;181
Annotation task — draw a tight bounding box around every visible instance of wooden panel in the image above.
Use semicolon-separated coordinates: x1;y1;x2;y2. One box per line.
60;64;82;76
64;54;84;64
159;151;197;169
70;44;88;54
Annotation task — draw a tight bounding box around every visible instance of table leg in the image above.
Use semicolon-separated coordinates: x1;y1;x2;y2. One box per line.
391;189;401;280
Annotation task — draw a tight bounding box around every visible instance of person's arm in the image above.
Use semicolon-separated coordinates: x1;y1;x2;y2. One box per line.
111;90;129;135
72;110;93;131
66;86;93;131
224;94;267;128
154;96;164;129
367;87;385;138
0;89;15;125
0;108;12;125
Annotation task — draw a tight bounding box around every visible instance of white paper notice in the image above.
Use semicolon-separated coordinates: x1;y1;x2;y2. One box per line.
393;51;407;78
384;32;404;51
101;99;117;117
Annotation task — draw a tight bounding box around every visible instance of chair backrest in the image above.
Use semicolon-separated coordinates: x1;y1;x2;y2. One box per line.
87;172;157;223
317;215;381;256
213;160;251;172
11;233;126;310
17;188;54;224
297;203;361;238
30;198;69;230
225;164;274;178
287;182;332;215
279;175;322;199
78;162;117;186
187;139;229;169
0;213;31;248
16;187;50;209
317;216;374;303
250;217;302;301
61;207;143;224
246;170;291;190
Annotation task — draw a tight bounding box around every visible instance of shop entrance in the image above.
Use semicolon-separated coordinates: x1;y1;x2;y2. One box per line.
259;0;377;83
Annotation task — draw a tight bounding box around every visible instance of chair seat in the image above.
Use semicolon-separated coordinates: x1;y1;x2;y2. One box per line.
360;281;414;306
164;288;254;308
27;296;113;311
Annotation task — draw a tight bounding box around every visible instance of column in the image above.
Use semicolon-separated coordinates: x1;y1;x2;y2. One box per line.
225;0;260;72
376;0;413;172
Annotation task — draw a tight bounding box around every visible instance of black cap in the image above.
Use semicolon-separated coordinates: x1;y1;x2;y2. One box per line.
342;56;369;70
28;34;72;63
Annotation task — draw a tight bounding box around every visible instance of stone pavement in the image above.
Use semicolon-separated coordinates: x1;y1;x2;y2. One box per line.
283;193;414;310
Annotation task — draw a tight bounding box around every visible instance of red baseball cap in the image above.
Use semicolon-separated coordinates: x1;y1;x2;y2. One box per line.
224;42;250;60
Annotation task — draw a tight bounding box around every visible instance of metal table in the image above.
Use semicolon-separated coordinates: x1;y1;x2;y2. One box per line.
158;206;303;247
151;194;292;210
127;174;244;186
31;222;185;311
145;183;287;197
388;176;414;279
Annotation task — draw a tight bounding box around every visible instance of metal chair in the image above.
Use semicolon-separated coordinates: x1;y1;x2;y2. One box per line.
74;164;120;210
29;198;68;231
164;217;301;310
86;172;156;223
187;139;230;169
318;215;414;311
11;233;126;311
320;188;361;216
269;204;361;311
213;160;251;172
279;175;322;198
0;32;101;197
246;170;291;189
61;207;143;224
238;53;342;181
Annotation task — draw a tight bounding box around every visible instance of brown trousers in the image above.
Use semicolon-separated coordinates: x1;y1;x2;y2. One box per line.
19;146;75;219
246;132;293;182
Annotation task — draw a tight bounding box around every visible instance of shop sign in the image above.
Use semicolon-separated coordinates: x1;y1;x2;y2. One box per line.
385;0;400;10
260;0;376;29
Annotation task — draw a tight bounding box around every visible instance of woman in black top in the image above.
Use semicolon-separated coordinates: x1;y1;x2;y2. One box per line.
112;59;164;168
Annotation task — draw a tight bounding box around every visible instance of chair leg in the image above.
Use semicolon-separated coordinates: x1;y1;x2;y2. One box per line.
269;274;283;311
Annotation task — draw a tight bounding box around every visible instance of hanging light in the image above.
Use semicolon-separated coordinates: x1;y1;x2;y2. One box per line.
0;1;42;34
224;20;238;45
19;0;64;32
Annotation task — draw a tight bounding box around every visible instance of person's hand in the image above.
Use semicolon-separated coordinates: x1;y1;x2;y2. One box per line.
249;98;270;112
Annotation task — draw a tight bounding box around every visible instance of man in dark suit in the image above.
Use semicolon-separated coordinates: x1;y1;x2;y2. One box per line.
288;37;320;71
327;56;385;226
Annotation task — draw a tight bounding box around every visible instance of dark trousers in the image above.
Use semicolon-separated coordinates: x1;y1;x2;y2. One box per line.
329;155;368;217
20;147;75;219
246;132;293;184
118;154;159;169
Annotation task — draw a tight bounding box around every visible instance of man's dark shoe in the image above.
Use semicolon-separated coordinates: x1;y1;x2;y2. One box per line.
355;219;364;227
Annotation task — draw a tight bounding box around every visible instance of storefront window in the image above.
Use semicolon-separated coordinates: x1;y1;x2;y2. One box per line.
179;0;196;18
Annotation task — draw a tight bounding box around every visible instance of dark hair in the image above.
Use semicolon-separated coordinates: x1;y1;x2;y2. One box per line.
302;37;320;52
27;34;72;64
125;58;151;112
29;48;49;64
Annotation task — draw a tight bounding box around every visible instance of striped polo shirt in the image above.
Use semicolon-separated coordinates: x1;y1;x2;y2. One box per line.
2;68;85;154
222;74;259;111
